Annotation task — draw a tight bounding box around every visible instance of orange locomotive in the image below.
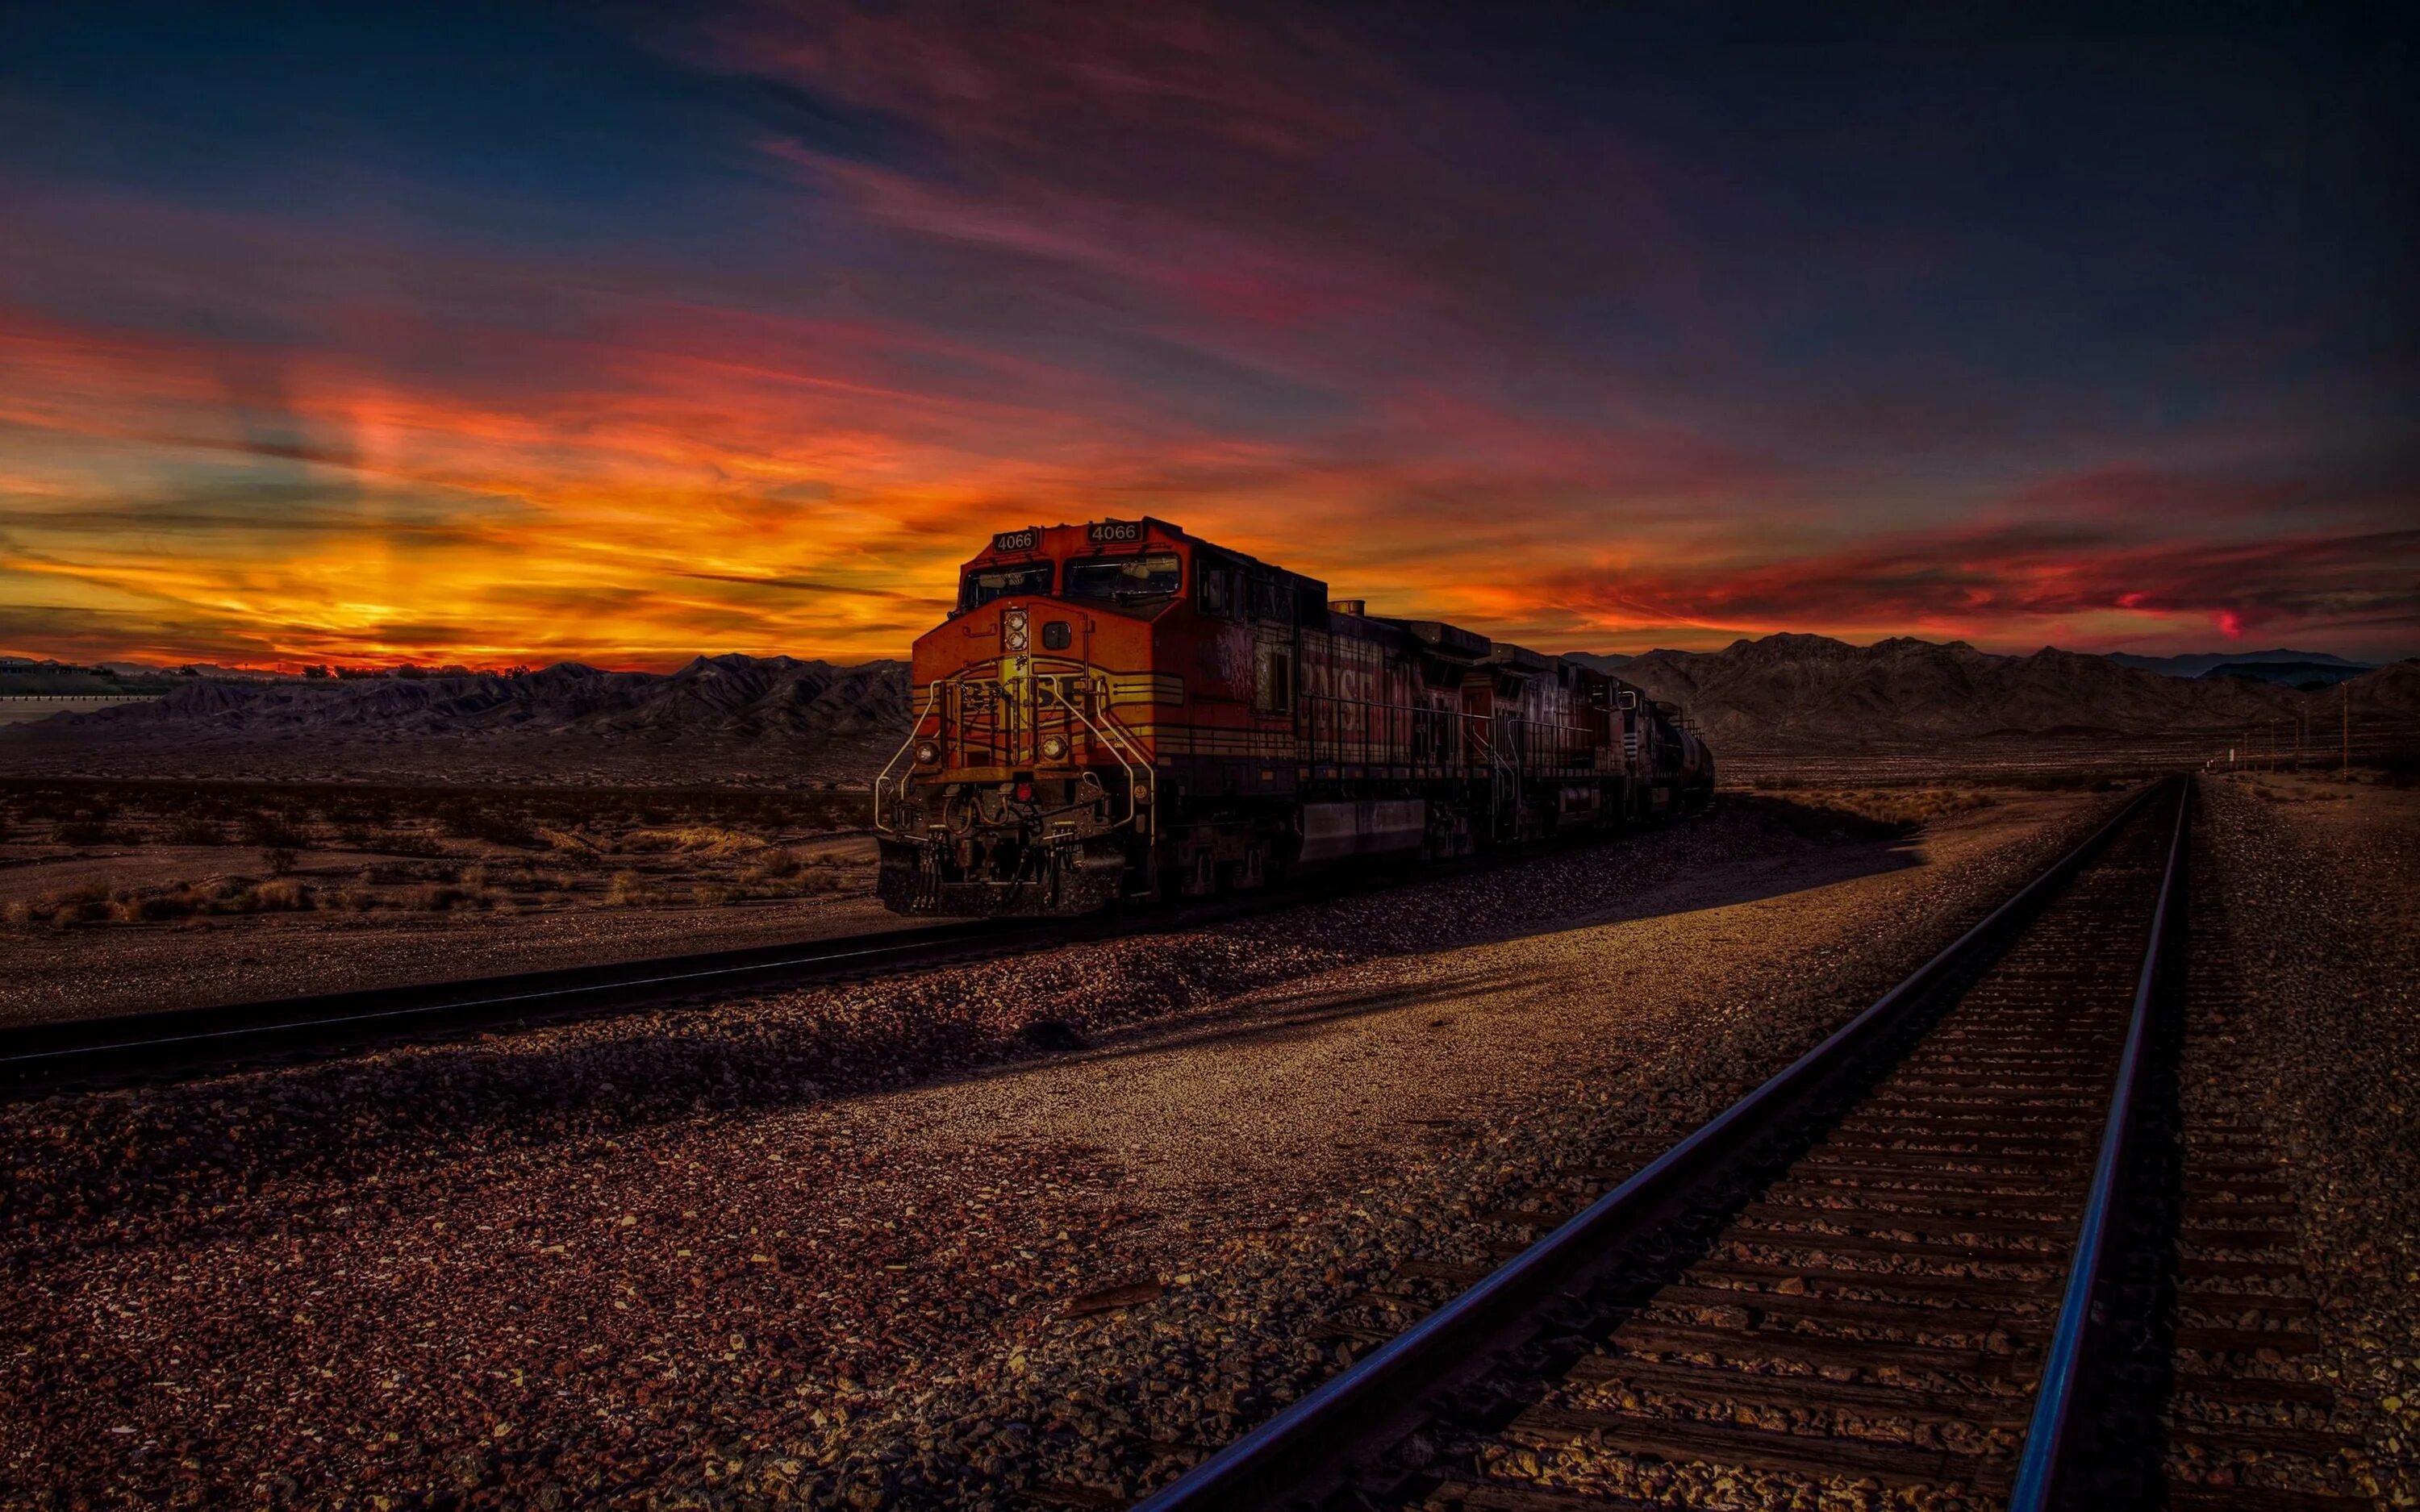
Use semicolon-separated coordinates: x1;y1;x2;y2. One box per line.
874;518;1714;915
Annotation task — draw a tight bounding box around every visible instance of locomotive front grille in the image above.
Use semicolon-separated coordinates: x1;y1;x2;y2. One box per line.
920;662;1119;774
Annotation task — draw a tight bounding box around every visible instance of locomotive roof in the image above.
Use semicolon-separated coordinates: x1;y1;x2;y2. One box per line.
981;515;1321;577
1366;616;1492;662
974;517;1649;694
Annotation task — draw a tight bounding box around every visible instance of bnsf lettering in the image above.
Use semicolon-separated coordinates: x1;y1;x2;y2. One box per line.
1087;520;1142;544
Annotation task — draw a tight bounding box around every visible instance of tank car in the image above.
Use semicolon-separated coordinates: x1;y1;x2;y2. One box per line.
873;518;1713;915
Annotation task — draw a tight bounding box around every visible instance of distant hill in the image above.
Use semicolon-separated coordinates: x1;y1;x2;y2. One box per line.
1560;652;1634;675
0;657;195;695
2105;648;2371;678
2197;660;2372;691
0;654;908;784
1609;635;2418;751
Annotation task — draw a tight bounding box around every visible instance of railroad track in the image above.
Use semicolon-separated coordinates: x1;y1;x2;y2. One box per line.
1132;776;2365;1512
0;816;1679;1093
0;915;1044;1092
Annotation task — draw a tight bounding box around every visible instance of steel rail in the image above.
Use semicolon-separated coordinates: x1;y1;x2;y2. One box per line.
1133;777;2174;1512
0;917;1033;1089
2008;775;2193;1510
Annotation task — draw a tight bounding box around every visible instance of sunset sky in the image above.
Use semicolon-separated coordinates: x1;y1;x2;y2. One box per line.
2;3;2414;669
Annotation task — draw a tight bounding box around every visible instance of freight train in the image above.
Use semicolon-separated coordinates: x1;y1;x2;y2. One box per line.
874;519;1714;916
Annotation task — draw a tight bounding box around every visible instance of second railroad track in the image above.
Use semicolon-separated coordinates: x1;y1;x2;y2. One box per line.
1134;776;2362;1511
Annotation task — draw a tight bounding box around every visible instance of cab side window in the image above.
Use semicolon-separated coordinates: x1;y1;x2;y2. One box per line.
1198;565;1231;618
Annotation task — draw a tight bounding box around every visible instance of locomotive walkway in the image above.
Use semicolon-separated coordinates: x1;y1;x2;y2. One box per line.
1131;777;2362;1512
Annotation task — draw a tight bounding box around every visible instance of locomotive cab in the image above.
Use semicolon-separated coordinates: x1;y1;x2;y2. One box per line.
875;519;1194;914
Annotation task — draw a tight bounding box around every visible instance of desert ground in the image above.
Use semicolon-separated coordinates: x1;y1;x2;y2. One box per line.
0;780;888;1023
5;776;2031;1026
3;773;2411;1509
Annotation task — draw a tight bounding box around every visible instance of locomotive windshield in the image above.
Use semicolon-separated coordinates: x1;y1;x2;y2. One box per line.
1066;552;1181;604
960;561;1053;610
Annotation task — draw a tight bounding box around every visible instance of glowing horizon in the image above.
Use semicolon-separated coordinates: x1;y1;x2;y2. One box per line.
4;6;2415;673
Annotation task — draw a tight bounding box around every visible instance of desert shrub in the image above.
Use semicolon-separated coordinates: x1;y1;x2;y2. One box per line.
33;881;114;923
685;827;761;856
751;849;803;881
324;796;394;827
409;884;469;911
332;886;379;912
435;798;535;848
182;877;251;910
692;883;737;907
113;893;195;923
166;818;227;845
262;846;298;876
255;878;315;911
49;820;118;846
606;871;647;906
240;810;307;849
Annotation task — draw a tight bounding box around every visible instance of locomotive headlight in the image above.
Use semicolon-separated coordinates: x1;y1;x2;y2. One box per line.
1039;733;1069;761
914;740;940;765
1002;607;1030;652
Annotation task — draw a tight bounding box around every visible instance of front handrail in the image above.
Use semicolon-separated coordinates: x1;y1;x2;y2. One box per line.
2007;777;2192;1510
872;679;945;837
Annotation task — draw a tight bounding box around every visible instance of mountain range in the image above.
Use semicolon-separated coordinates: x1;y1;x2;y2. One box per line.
0;654;908;784
1611;635;2413;749
2;638;2412;782
2101;648;2372;678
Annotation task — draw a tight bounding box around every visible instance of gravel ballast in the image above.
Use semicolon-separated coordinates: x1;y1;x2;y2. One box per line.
2195;773;2420;1508
0;792;2108;1509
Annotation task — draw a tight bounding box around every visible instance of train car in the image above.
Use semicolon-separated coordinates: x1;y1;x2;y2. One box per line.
873;518;1713;915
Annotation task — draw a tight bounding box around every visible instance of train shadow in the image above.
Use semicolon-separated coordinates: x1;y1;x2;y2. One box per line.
4;814;1928;1256
913;817;1925;1094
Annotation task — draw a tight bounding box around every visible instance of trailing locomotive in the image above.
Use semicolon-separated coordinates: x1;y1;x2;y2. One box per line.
874;519;1713;916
